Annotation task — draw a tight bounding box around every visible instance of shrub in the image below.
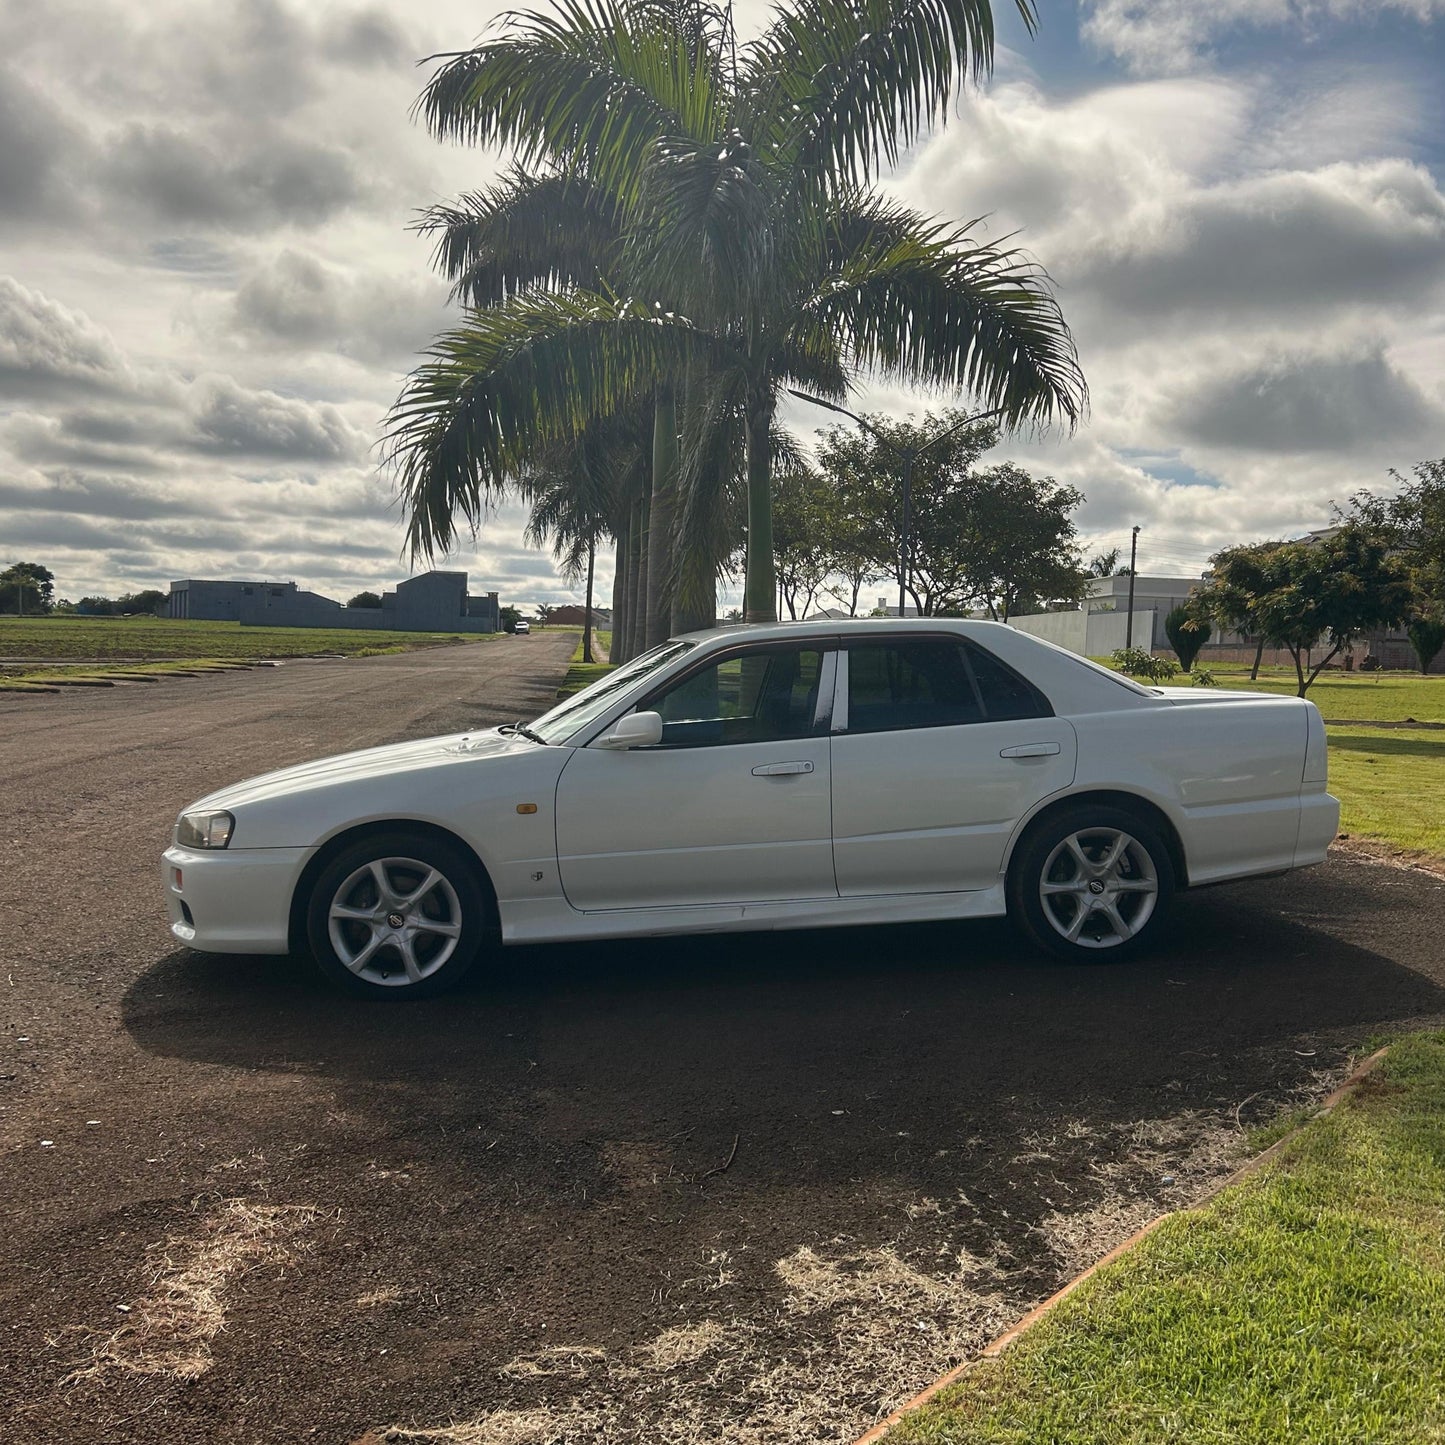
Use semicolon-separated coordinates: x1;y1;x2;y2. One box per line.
1408;617;1445;674
1164;605;1212;672
1192;668;1219;687
1110;647;1180;682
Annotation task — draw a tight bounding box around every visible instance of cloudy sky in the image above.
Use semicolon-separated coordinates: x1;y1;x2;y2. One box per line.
2;0;1443;610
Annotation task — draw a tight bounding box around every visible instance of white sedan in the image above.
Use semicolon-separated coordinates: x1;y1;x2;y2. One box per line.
162;620;1339;998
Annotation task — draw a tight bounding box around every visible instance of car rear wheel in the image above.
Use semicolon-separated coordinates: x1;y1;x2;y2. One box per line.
305;830;488;998
1007;805;1175;962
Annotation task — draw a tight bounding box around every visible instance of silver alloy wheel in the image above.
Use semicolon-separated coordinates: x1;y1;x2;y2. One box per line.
326;856;463;987
1038;827;1159;949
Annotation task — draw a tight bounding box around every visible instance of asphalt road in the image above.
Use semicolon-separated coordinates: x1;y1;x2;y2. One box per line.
3;635;1444;1444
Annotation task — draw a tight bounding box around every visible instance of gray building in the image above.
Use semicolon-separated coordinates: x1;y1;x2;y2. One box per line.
166;571;500;633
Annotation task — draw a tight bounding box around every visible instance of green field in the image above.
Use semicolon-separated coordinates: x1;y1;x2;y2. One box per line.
892;1032;1445;1445
0;615;495;690
1211;664;1445;722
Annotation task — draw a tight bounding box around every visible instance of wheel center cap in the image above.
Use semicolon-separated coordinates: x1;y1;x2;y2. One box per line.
386;911;405;929
1088;879;1106;895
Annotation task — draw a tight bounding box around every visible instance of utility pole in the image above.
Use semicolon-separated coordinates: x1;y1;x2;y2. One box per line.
788;391;1007;617
1124;525;1140;648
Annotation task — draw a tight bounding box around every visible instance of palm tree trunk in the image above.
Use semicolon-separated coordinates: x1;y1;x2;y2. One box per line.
646;384;677;649
743;390;777;623
610;533;627;663
582;536;596;664
671;539;715;634
627;496;647;659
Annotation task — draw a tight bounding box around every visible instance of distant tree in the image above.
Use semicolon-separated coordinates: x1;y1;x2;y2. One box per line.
348;591;383;609
958;461;1087;620
1088;548;1120;577
117;589;166;614
1408;617;1445;674
1248;527;1413;695
1192;540;1290;680
535;603;556;626
1164;605;1211;671
772;467;834;620
0;562;56;615
499;605;521;633
1343;458;1445;607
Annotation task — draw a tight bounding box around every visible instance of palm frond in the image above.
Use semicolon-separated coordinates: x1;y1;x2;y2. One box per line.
418;0;726;203
743;0;1036;186
414;169;621;306
384;288;719;560
795;220;1086;429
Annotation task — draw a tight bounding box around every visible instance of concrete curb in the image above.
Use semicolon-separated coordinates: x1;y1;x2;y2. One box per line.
851;1046;1392;1445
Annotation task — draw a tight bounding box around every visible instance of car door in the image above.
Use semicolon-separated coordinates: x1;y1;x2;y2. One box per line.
830;635;1076;895
553;641;839;911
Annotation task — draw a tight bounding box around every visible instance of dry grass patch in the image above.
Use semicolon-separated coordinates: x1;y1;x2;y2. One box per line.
67;1198;320;1383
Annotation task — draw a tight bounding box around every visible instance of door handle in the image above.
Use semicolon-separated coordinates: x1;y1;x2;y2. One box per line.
751;760;815;776
999;742;1061;759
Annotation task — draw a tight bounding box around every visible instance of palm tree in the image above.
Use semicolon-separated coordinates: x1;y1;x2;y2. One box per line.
391;0;1084;623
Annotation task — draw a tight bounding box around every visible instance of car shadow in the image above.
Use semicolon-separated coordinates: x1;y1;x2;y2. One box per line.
123;865;1445;1191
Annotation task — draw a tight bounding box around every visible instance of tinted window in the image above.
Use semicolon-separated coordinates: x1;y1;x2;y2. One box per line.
846;641;983;733
650;647;825;747
963;641;1052;720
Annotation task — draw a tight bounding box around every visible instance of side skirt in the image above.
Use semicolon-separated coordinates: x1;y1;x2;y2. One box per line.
498;884;1008;946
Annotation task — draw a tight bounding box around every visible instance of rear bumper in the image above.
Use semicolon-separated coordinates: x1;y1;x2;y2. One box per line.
161;844;312;954
1294;792;1341;868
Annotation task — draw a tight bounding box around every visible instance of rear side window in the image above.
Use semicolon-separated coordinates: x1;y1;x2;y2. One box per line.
846;640;983;733
845;638;1052;733
963;640;1052;720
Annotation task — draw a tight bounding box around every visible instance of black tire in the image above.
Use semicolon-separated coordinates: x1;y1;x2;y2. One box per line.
305;829;489;999
1007;804;1175;963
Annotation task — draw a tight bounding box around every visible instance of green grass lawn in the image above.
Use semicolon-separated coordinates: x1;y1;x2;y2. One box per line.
1328;727;1445;856
1210;665;1445;723
891;1031;1445;1445
0;615;495;689
554;629;615;698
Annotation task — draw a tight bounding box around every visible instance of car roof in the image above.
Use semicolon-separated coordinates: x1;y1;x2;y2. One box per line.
673;617;1003;645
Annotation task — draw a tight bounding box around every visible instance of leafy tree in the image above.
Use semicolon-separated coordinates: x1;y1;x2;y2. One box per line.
348;591;383;608
1408;617;1445;674
1247;527;1413;696
1191;540;1289;681
499;605;522;633
812;412;1084;618
1343;458;1445;605
0;562;55;615
771;466;835;619
1164;604;1211;671
1087;548;1120;577
392;0;1084;630
118;589;166;614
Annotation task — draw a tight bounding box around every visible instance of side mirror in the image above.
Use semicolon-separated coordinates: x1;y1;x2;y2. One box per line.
594;710;664;750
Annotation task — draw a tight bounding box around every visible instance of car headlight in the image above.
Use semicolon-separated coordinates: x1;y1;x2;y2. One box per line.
176;810;235;849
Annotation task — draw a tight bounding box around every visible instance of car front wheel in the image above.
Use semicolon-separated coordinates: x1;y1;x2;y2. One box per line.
1007;806;1175;962
305;830;488;998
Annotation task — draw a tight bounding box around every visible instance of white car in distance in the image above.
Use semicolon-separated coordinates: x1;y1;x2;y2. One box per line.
162;620;1339;998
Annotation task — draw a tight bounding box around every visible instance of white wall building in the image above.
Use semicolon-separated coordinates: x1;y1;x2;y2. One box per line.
1006;575;1204;658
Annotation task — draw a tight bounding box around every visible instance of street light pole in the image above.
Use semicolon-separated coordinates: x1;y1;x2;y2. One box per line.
788;391;1007;616
1125;525;1140;649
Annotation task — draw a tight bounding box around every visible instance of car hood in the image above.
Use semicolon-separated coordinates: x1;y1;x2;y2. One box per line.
188;728;541;812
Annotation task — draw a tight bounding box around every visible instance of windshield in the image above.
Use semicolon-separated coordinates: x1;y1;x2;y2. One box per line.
525;640;696;744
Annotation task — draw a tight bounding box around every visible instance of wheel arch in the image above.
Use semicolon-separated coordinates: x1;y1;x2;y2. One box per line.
1005;789;1189;889
287;819;500;953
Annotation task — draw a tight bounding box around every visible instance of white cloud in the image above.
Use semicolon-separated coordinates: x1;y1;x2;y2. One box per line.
1082;0;1445;75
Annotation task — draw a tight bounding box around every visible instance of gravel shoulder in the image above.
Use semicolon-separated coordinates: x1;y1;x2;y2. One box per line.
3;635;1444;1444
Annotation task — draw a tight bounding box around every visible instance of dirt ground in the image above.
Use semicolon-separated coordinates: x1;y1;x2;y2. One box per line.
3;633;1444;1444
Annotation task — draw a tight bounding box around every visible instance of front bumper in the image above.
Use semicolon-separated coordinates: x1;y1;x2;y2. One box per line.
161;844;313;955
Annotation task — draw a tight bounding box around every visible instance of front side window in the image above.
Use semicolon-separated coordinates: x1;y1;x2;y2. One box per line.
845;638;1051;733
527;640;696;743
649;646;826;747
